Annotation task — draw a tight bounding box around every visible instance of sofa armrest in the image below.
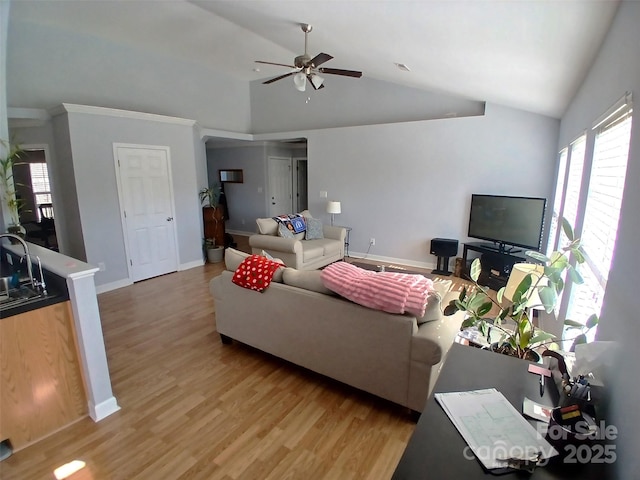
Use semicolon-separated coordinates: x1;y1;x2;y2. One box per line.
249;234;302;254
411;292;465;366
323;225;346;241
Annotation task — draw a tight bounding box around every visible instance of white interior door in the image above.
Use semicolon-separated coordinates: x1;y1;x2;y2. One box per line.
268;156;293;216
116;145;178;282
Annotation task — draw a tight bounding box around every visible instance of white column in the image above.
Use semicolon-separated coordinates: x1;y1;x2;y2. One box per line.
67;271;120;421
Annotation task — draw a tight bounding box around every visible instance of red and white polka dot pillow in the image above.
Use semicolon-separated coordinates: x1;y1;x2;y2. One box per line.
232;254;283;292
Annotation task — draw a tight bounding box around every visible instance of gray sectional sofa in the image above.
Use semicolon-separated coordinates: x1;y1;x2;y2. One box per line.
209;249;465;412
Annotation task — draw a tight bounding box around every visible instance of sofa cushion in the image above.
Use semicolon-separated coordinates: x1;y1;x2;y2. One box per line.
225;247;284;282
321;238;342;256
225;247;249;272
278;223;295;238
282;267;334;294
305;217;324;240
232;255;282;292
302;242;325;262
256;217;278;235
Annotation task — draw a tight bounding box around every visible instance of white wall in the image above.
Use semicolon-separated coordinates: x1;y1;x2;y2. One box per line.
57;107;203;287
7;15;252;133
253;103;559;267
0;0;10;229
558;2;640;477
206;141;307;233
250;74;485;134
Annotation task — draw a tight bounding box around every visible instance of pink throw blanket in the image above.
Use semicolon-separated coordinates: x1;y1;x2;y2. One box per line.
321;262;434;317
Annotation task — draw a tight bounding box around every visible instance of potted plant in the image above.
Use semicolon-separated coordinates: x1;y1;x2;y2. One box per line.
444;219;588;361
204;237;224;263
0;140;27;236
200;184;225;262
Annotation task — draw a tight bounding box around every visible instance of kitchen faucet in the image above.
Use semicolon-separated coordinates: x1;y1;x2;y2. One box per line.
0;233;36;291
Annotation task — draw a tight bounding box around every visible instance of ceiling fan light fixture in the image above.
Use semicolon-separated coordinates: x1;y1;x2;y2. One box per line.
293;71;307;91
309;73;324;90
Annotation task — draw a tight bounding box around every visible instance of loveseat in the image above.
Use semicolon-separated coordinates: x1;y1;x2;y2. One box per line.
248;210;346;270
209;249;465;412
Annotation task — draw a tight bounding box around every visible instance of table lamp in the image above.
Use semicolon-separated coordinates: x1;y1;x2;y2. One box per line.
326;201;341;226
504;263;546;309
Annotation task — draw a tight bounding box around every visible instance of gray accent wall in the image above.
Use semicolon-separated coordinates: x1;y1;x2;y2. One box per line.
0;1;9;229
250;74;486;134
206;141;307;233
558;2;640;477
40;108;203;287
299;102;558;262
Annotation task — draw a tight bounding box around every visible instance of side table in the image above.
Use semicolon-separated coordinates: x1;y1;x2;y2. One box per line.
336;226;352;257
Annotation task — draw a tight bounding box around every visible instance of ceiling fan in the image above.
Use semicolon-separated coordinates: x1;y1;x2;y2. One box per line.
255;23;362;91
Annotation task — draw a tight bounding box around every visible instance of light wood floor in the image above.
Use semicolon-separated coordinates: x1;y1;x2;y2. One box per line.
0;236;471;480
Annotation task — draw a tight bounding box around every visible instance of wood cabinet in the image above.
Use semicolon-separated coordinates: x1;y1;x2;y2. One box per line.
203;206;225;247
0;301;87;451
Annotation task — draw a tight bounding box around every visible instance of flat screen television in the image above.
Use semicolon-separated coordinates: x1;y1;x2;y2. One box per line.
468;194;546;252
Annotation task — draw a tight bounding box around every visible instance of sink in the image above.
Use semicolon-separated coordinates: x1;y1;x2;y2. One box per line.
0;283;47;311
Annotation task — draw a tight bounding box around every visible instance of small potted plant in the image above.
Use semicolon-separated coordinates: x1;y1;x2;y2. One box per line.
0;140;27;236
204;237;224;263
444;218;588;361
200;185;224;236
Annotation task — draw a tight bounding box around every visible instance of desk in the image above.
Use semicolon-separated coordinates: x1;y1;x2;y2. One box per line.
392;344;612;479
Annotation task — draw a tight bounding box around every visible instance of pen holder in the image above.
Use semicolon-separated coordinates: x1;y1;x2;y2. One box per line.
547;404;598;446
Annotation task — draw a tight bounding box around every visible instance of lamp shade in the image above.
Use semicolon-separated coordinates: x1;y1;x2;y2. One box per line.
326;201;341;214
504;263;546;309
309;73;324;90
293;72;307;91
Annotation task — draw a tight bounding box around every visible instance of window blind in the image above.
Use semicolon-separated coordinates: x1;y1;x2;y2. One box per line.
546;148;568;256
565;109;632;333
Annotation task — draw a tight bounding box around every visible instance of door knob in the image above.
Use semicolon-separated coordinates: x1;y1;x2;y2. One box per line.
166;217;173;221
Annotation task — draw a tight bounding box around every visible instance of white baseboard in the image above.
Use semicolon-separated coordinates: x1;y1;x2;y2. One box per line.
179;259;205;271
347;251;449;272
89;396;121;422
95;278;133;294
227;229;254;237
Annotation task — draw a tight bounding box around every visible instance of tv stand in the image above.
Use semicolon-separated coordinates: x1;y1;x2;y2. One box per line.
461;242;528;290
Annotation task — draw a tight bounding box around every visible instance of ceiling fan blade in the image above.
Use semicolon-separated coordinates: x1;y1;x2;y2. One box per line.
309;52;333;68
255;60;297;69
318;67;363;78
263;72;296;85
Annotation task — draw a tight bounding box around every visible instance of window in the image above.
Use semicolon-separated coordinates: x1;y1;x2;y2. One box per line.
550;93;633;344
29;162;52;221
565;106;632;339
546;148;568;256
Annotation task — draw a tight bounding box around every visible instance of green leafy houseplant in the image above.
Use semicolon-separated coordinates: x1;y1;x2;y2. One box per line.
199;183;221;208
444;219;589;360
0;140;27;230
564;313;599;352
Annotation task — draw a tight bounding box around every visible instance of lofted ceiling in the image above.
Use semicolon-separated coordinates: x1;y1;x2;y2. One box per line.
9;0;620;119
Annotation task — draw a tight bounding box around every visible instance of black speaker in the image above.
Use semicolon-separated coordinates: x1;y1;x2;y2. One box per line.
430;238;459;276
430;238;459;258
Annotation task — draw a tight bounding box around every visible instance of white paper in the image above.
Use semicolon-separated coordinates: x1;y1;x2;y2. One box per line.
435;388;558;470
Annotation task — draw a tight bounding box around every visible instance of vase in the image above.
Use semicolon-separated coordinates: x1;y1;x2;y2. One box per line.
207;246;224;263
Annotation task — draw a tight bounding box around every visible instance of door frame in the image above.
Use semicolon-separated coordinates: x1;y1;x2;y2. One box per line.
113;143;179;282
293;157;308;212
20;143;65;251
